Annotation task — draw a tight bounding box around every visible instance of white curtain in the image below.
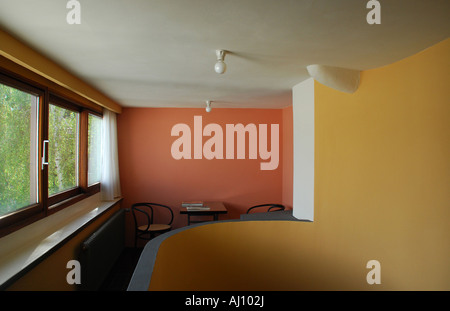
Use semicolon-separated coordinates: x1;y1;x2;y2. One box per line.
101;108;121;201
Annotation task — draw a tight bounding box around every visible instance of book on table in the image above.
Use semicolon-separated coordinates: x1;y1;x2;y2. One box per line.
182;201;211;210
185;205;210;211
182;201;204;207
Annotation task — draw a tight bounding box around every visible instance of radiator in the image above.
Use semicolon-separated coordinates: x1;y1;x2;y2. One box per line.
78;209;125;291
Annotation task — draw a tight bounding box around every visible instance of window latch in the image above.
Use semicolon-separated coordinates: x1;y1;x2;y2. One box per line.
42;140;49;170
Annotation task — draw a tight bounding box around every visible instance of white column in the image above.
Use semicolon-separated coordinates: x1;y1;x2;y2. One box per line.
292;78;314;221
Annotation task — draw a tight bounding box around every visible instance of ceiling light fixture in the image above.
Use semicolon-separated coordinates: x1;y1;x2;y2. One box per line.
206;100;212;112
214;50;227;74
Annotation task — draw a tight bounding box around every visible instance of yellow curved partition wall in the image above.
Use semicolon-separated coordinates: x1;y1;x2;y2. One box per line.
146;221;370;291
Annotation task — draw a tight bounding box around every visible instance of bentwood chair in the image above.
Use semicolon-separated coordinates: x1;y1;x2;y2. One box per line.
246;204;286;214
131;203;174;248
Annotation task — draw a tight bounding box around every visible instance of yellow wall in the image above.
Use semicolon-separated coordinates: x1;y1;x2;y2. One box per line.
147;39;449;291
313;38;449;290
149;221;369;291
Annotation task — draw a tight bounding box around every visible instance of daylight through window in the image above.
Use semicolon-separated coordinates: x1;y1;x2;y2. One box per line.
48;104;79;196
88;113;102;185
0;71;103;235
0;82;39;217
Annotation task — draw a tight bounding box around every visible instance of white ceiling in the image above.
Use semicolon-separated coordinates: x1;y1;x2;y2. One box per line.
0;0;449;109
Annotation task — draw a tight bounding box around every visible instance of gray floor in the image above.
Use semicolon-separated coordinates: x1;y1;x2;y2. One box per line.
100;247;142;291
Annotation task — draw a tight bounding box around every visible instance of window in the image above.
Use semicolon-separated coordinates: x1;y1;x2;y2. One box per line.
88;113;102;186
0;71;102;234
0;81;39;217
48;103;79;196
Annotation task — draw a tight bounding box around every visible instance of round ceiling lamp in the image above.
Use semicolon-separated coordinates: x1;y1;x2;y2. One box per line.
206;100;212;112
214;50;227;74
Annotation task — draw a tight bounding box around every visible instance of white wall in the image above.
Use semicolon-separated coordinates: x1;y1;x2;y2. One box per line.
292;78;314;221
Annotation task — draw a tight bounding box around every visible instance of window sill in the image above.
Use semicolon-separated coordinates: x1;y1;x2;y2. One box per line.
0;193;122;290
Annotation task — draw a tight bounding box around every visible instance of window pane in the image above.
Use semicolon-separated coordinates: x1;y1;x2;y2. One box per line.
88;114;102;185
48;104;79;196
0;83;38;217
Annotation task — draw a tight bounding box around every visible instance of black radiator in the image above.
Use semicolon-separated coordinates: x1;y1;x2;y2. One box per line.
78;209;125;291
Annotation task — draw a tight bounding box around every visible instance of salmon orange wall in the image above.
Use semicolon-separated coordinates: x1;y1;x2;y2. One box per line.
117;108;286;244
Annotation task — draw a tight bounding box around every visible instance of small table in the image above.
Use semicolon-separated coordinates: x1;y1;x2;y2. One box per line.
180;202;228;225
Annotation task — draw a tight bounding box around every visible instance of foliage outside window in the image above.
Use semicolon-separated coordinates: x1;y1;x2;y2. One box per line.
0;72;102;235
0;83;38;217
48;104;79;196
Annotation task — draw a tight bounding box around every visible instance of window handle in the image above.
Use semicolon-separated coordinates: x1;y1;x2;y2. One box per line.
42;140;49;170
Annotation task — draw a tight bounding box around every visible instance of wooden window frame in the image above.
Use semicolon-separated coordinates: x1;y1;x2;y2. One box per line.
0;68;102;236
0;72;46;233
